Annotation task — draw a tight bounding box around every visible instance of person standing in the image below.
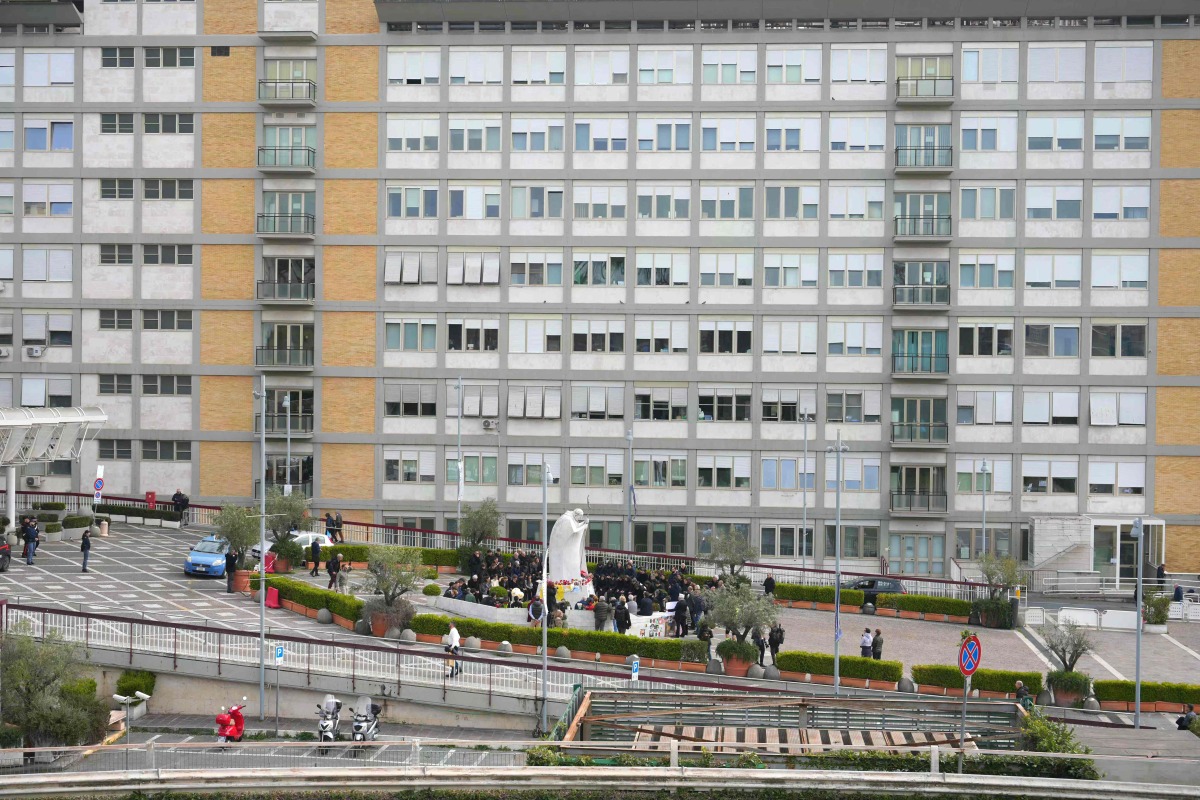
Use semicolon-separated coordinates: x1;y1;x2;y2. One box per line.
763;574;776;597
446;622;462;678
593;595;611;632
871;628;884;661
309;537;322;577
334;510;344;543
80;529;92;573
673;593;690;638
326;552;343;591
24;520;39;566
859;628;873;658
225;548;239;593
752;627;767;666
768;622;785;664
1157;562;1167;592
171;489;190;528
324;512;335;542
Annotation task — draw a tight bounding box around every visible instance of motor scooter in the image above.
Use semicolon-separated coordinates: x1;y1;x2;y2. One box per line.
350;695;381;745
316;694;342;753
216;697;248;743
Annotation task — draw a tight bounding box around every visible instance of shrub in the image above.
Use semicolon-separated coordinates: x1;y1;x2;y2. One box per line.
115;670;156;700
44;523;62;534
876;593;972;617
33;502;66;511
911;664;1043;695
0;725;21;749
62;515;93;529
269;537;305;566
775;651;903;683
362;597;416;631
772;584;865;606
423;583;443;597
972;598;1015;629
490;586;509;598
421;548;460;567
405;613;686;660
715;639;759;664
680;639;709;663
36;512;58;523
328;544;370;562
1093;679;1200;705
1019;708;1090;755
249;575;365;621
1144;595;1172;626
1047;669;1092;697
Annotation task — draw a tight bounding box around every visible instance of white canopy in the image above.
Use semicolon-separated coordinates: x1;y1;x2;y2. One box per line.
0;406;107;466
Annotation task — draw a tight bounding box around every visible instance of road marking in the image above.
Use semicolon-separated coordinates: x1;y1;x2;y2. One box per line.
1013;627;1056;670
1088;652;1126;680
1162;633;1200;664
145;734;161;744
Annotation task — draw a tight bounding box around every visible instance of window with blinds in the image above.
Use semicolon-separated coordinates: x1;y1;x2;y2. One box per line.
760;456;815;490
698;319;752;354
446;319;499;352
1021;458;1077;494
762;387;817;422
955;388;1014;425
572;319;625;353
633;452;687;488
1087;460;1145;496
698;386;751;422
384;383;436;417
384;449;436;483
762;318;817;355
634;386;688;421
384;251;437;285
570;450;624;486
447;251;500;284
445;450;498;485
634;318;688;353
507;384;562;419
570;384;624;420
955;458;1012;493
507;451;562;486
697;453;751;489
509;316;563;354
1022;389;1079;426
1088;390;1145;427
446;382;499;418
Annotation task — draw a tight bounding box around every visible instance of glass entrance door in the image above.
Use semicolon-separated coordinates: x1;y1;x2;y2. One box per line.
888;533;946;575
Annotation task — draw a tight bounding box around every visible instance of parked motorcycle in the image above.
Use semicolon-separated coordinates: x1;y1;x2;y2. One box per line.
216;697;248;743
316;694;342;752
350;695;381;745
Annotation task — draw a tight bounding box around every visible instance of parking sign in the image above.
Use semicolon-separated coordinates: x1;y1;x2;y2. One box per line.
275;644;285;665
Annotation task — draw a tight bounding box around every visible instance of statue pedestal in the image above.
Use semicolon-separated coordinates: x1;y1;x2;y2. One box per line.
541;581;594;606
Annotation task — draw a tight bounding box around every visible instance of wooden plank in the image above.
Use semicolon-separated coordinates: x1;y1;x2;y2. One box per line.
562;692;593;742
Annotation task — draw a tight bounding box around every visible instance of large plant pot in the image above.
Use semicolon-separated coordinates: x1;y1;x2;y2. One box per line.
370;613;390;638
272;558;292;574
723;655;753;678
163;520;181;529
1053;688;1083;707
231;570;252;593
44;530;62;543
142;518;161;528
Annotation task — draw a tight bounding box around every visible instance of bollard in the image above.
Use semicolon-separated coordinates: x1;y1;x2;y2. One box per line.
411;738;420;767
929;744;938;774
146;741;155;771
670;738;679;768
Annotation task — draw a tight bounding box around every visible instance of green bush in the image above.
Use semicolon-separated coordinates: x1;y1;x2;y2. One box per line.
775;651;903;682
0;725;21;749
680;639;708;663
772;584;865;606
32;502;66;511
421;547;459;567
911;664;1043;695
269;537;305;566
876;593;972;617
115;670;156;700
1093;679;1200;705
490;585;509;598
44;523;62;534
249;575;365;622
328;544;370;562
422;583;443;596
1047;669;1092;697
62;515;93;529
972;597;1015;629
35;512;58;522
1144;595;1172;625
406;613;686;660
715;639;759;664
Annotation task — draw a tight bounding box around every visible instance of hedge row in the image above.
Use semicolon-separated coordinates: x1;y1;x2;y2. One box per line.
31;502;66;510
93;503;181;522
911;664;1044;695
327;544;458;568
62;515;93;529
1093;679;1200;705
249;575;364;622
772;584;866;606
775;650;903;682
876;593;973;616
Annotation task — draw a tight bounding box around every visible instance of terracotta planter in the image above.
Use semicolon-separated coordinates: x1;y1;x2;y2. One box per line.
1155;702;1185;714
437;565;457;574
1052;688;1083;707
273;558;292;574
415;633;442;644
597;653;626;664
947;615;970;624
791;601;814;610
840;677;869;689
332;614;355;631
867;680;899;692
512;643;538;656
778;670;807;683
1099;701;1130;711
978;690;1008;699
840;604;861;614
480;640;500;651
231;570;252;593
916;685;946;696
723;655;752;678
650;659;681;671
679;662;706;673
570;650;598;663
945;687;967;698
349;561;369;570
898;610;922;620
305;607;319;619
281;600;301;614
808;674;835;686
814;602;836;612
370;613;390;638
875;608;898;618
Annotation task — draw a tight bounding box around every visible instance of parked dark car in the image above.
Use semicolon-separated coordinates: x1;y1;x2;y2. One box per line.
841;576;907;605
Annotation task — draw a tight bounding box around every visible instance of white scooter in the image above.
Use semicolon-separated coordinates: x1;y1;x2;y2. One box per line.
349;696;381;748
316;694;341;753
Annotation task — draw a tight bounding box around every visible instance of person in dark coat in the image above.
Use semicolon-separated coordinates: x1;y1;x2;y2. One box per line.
334;510;344;543
593;596;612;632
80;529;92;573
673;594;689;637
1174;584;1185;602
225;549;239;592
687;591;704;630
768;622;785;663
23;521;39;565
324;512;336;541
326;553;343;591
637;594;654;616
871;628;884;661
613;598;631;634
309;538;322;577
697;621;713;662
752;628;767;666
763;574;776;596
1157;562;1167;591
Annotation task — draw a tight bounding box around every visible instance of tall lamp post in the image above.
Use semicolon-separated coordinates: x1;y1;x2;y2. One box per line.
254;378;267;719
1132;517;1144;729
980;459;989;558
826;434;848;696
540;463;553;734
281;394;292;495
801;407;810;571
113;691;150;770
625;429;634;552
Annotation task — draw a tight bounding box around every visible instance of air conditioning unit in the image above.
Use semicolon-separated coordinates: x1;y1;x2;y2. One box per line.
0;283;8;294
25;345;45;358
482;418;498;430
25;476;43;488
0;347;10;359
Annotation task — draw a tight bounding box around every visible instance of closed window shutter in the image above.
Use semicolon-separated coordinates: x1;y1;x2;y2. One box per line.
525;385;543;417
482;385;499;417
607;386;623;417
1118;393;1144;425
508;386;525;417
544;386;561;418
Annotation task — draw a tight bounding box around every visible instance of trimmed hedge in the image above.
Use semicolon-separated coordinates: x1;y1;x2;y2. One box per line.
1094;679;1200;705
44;523;62;534
772;584;865;606
250;575;365;622
32;502;66;511
876;593;972;617
62;515;93;529
775;650;903;682
116;669;156;699
911;664;1043;695
35;512;58;522
92;503;181;522
327;544;458;569
422;583;442;596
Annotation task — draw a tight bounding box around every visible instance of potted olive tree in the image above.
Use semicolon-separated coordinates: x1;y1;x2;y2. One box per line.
1040;622;1095;707
701;582;778;677
214;504;259;592
360;546;422;637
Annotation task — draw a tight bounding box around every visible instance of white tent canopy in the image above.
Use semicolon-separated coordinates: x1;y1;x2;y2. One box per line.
0;406;107;466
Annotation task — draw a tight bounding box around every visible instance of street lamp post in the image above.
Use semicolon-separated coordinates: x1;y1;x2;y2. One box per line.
980;459;989;558
540;463;553;734
801;408;809;572
281;394;292;496
113;691;150;770
1132;517;1144;729
826;434;849;696
254;377;268;720
625;429;634;552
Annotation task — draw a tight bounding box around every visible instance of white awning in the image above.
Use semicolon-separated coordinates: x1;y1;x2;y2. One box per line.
0;406;107;465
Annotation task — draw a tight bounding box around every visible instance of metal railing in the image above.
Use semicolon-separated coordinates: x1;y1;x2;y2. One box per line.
257;281;315;301
890;492;948;514
256;214;315;236
894;146;952;168
255;347;315;368
894;215;952;237
892;285;950;306
257;146;316;169
255;413;315;435
890;422;949;444
891;353;950;374
896;76;955;98
258;79;317;102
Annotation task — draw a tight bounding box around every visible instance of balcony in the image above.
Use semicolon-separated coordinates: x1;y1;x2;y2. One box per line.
891;492;948;514
256;214;315;239
0;0;82;26
258;30;318;43
254;479;313;499
257;281;315;304
258;79;317;106
892;285;950;309
895;77;954;104
255;347;314;370
256;413;315;438
893;216;952;242
891;353;950;378
257;146;316;174
890;422;949;447
894;146;953;174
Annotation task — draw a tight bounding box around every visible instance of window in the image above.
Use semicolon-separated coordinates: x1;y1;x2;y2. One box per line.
511;185;563;219
960;116;1016;151
1024;252;1081;289
636;184;689;220
386;185;438;219
699;319;752;354
0;52;11;87
447;186;500;220
762;318;817;355
144;113;194;134
961;44;1018;83
761;455;815;491
826;390;882;423
961;187;1014;220
511;47;566;84
383;383;436;417
761;524;814;558
142;310;192;331
1092;185;1149;220
98;374;132;395
1094;115;1151;151
569;384;623;420
1024;322;1079;357
764;116;820;152
824;455;881;492
23;184;73;217
637;48;692;85
1092;252;1148;290
636;251;688;287
142;375;192;396
142;440;192;461
699;252;752;287
1027;116;1083;151
510;250;563;286
23;119;72;152
762;387;816;423
1022;458;1077;494
634;386;688;421
23;52;74;86
573;118;628;152
99;309;133;331
828;251;883;287
99;245;133;265
1094;43;1152;83
0;183;10;216
1022;389;1079;425
572;251;625;286
1091;322;1146;358
634;521;687;555
572;185;626;220
384;250;436;285
697;454;751;489
830;46;886;83
387;48;440;85
824;523;880;559
143;244;192;265
701;48;755;84
957;321;1014;356
0;310;11;345
507;384;563;419
955;458;1012;493
386;116;439;152
19;376;70;408
827;320;883;356
765;47;821;84
511;117;564;152
829;115;885;152
636;117;691;151
1027;45;1084;82
98;439;133;460
446;382;500;418
448;117;501;152
143;179;193;200
697;522;749;556
100;113;134;135
448;49;503;85
635;318;688;354
572;319;624;353
0;117;12;151
509;317;562;353
698;386;751;421
700;185;753;219
1026;185;1082;220
385;450;436;483
764;251;817;288
765;184;818;220
701;117;754;152
384;317;437;351
1089;390;1145;427
144;48;195;68
571;451;623;486
958;252;1014;289
101;47;135;68
446;318;499;351
100;179;134;200
1088;460;1145;496
634;452;687;488
21;249;72;282
829;185;884;220
507;451;561;487
575;47;629;85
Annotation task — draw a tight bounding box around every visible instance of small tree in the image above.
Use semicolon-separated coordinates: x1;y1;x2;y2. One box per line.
700;582;779;643
361;546;424;606
456;499;503;571
1039;622;1095;672
701;526;757;582
1;631;108;747
264;487;309;542
214;504;258;568
979;553;1022;600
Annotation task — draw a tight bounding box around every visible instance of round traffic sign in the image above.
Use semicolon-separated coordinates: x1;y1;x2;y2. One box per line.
94;478;104;491
958;634;982;677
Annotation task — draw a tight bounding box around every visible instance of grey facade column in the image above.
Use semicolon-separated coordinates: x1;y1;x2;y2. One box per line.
5;466;16;533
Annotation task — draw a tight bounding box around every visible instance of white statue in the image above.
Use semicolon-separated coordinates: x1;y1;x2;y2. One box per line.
547;508;589;585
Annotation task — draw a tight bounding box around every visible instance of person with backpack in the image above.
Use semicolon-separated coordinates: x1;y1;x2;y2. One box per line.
768;622;785;664
528;592;545;628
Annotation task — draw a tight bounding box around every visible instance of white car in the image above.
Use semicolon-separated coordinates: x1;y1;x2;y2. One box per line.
250;531;334;562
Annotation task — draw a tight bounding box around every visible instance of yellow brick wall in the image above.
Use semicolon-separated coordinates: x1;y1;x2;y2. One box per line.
202;46;258;103
322;312;376;367
199;376;255;432
200;245;255;300
323;180;377;235
1157;250;1200;307
1156;457;1200;514
323;378;376;433
200;441;253;498
1156;319;1200;376
1159;181;1200;238
322;246;377;301
325;0;379;34
323;114;379;169
325;47;378;102
1157;388;1200;445
1166;525;1200;572
321;444;375;500
203;0;257;35
1160;110;1200;168
200;311;254;366
201;180;255;234
1163;41;1200;99
201;113;257;169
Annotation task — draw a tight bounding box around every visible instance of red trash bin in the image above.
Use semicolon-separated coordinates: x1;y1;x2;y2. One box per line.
266;586;281;609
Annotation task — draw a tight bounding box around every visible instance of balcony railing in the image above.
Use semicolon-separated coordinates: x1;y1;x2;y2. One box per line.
257;281;315;302
256;413;315;435
254;479;313;499
256;214;315;236
891;353;950;375
895;146;953;169
896;77;954;99
893;285;951;306
891;492;949;513
891;422;949;445
257;146;316;170
894;216;952;238
255;347;315;368
258;79;317;103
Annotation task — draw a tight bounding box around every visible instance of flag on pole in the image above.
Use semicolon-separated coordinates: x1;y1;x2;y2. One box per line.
629;483;638;519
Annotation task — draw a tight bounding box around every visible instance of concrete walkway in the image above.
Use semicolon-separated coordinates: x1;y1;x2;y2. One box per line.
136;713;528;741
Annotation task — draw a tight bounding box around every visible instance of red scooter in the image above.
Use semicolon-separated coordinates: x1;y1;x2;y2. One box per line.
216;697;248;743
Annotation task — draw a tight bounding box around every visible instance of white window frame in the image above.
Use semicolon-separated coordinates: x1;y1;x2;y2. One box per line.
23;51;74;87
572;184;627;220
637;47;692;85
1093;115;1151;152
383;383;437;418
1090;321;1147;359
824;454;881;492
509;250;563;287
1091;251;1148;289
1027;44;1085;83
697;453;752;490
700;184;754;220
446;318;499;351
636;183;689;220
636;251;689;287
20;248;72;282
511;117;565;152
762;387;817;423
765;47;821;84
386;47;440;85
765;183;819;220
573;117;629;152
961;45;1018;84
764;115;820;153
1092;184;1150;220
384;449;437;483
574;47;629;86
698;319;753;355
507;384;563;420
699;251;753;287
1025;184;1083;220
446;251;500;285
1089;390;1145;427
448;116;501;152
572;251;626;286
22;183;73;217
829;114;886;152
386;184;438;219
384;317;437;352
511;47;566;86
446;382;500;418
1094;43;1152;83
22;118;73;153
762;318;817;355
1021;458;1078;495
1021;389;1080;426
761;455;816;491
956;457;1013;494
571;318;625;353
508;317;563;354
960;186;1015;220
828;251;883;288
830;46;887;84
448;49;503;85
635;116;691;152
445;449;499;485
510;184;564;220
701;48;756;84
1024;252;1082;289
827;320;884;356
570;450;625;486
764;251;818;288
955;389;1014;426
958;252;1015;289
1023;321;1081;358
447;185;501;220
700;117;756;152
386;115;439;152
570;385;624;421
384;250;437;285
633;451;688;488
634;318;689;354
1026;116;1084;151
828;184;884;220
